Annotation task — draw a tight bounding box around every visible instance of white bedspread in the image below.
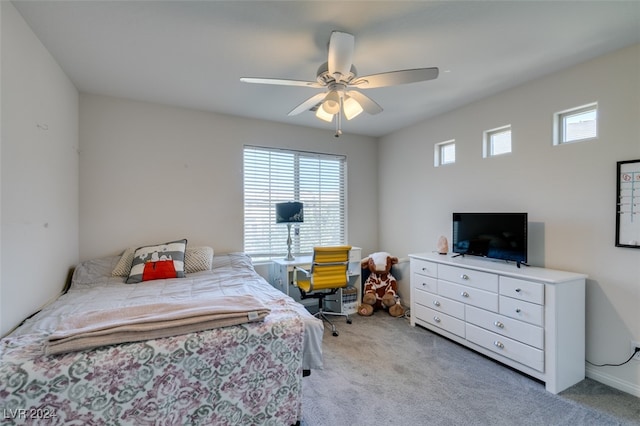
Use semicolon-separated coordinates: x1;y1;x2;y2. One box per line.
1;253;324;425
12;252;323;370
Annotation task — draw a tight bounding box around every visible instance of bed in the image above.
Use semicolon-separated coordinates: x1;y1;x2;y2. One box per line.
0;250;323;425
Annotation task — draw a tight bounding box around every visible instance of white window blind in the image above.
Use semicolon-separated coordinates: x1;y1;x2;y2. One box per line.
243;146;346;260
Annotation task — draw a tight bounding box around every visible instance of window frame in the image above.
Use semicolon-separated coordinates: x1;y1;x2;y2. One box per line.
243;145;347;261
483;125;512;158
553;102;598;146
434;139;456;167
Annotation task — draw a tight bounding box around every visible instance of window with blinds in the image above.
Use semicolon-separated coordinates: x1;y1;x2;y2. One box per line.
243;146;346;260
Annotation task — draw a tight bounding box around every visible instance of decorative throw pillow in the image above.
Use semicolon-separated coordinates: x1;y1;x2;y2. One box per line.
126;239;187;284
112;247;135;276
184;246;214;273
113;245;214;277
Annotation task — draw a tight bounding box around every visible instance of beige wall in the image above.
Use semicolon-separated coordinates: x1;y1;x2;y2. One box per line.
378;44;640;396
1;2;80;336
78;94;379;261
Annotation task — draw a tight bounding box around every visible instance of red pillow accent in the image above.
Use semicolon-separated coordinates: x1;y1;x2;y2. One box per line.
142;260;177;281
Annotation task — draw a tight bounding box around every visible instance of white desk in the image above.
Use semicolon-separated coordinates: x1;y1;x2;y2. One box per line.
269;247;362;314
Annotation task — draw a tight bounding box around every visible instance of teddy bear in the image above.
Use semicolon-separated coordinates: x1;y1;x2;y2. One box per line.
357;252;405;317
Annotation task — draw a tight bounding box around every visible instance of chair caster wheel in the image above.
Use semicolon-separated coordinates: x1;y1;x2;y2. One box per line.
346;318;352;324
332;331;339;336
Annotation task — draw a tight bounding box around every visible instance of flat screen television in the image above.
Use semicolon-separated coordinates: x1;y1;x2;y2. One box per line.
452;212;528;267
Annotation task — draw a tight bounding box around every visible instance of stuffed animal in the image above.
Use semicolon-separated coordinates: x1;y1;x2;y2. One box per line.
358;252;405;317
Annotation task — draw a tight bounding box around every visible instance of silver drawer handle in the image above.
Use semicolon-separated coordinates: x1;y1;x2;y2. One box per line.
433;316;441;323
494;341;505;349
461;274;469;280
515;308;522;313
433;300;441;307
494;321;504;329
515;288;522;293
461;291;469;298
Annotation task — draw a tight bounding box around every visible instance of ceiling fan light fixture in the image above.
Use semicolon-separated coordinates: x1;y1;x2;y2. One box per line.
343;96;363;120
315;105;334;122
322;90;340;114
240;31;439;136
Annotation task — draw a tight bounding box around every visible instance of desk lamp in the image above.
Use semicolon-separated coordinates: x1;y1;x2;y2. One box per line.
275;201;304;261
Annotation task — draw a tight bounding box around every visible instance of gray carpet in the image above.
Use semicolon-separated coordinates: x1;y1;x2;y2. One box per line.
301;313;640;426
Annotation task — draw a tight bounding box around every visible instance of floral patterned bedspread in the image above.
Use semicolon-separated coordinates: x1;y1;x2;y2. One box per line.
0;253;321;425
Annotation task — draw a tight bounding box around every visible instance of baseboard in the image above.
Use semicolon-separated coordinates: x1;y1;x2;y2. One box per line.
586;365;640;398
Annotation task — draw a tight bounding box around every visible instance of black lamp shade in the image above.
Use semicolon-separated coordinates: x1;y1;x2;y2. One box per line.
275;202;304;223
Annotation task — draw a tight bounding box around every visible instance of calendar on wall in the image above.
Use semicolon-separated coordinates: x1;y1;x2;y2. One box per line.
616;159;640;248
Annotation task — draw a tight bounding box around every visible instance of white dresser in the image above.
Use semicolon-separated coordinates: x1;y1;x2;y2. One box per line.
409;252;586;394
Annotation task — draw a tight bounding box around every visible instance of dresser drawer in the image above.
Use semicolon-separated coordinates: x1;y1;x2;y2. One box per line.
499;296;544;326
414;304;465;338
438;264;498;292
415;290;465;320
412;273;437;294
466;305;544;349
413;287;434;307
500;276;544;305
411;258;438;278
439;280;498;312
466;323;544;372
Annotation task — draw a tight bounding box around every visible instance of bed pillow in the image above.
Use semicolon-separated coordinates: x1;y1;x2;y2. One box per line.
126;239;187;284
112;247;135;276
185;246;214;273
113;245;213;276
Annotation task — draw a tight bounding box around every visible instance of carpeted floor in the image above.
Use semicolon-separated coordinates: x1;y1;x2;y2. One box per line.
301;313;640;426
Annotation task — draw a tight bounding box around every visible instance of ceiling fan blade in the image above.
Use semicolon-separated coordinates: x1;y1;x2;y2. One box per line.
346;90;383;115
351;67;439;89
288;92;327;116
240;77;323;88
328;31;354;80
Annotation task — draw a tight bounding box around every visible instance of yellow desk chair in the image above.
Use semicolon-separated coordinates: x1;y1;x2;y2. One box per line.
293;245;352;336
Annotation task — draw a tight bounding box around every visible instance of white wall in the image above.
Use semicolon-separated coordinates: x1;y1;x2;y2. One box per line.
4;0;639;397
0;2;79;336
78;94;379;261
1;0;4;338
379;44;640;396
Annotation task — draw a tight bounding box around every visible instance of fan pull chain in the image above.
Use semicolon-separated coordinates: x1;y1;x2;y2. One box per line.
335;98;343;137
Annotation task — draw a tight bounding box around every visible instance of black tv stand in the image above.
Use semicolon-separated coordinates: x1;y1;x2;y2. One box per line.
452;252;529;268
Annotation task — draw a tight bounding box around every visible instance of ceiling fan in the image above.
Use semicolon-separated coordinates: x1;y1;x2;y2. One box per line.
241;31;439;137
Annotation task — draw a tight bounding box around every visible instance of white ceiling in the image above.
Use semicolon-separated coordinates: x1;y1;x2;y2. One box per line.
12;1;640;138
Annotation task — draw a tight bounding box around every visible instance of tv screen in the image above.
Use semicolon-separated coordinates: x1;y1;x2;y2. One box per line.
452;213;528;266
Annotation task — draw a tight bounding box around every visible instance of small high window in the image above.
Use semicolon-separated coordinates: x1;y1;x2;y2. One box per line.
435;140;455;167
483;125;512;158
554;103;598;145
